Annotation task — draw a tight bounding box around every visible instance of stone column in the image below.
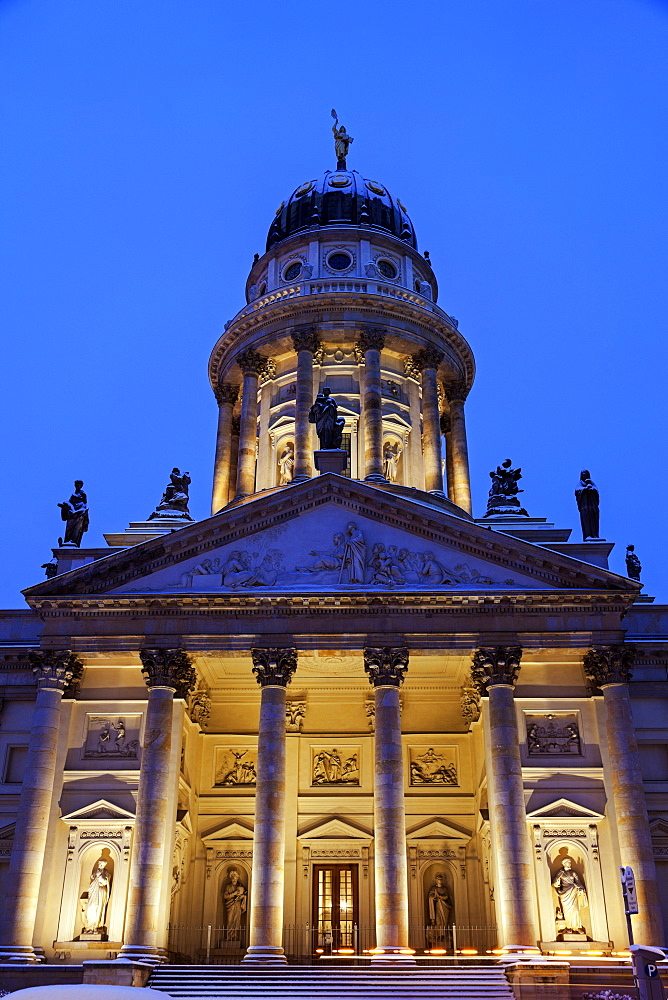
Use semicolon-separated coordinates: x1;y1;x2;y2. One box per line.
440;412;455;502
583;646;663;946
364;647;412;960
472;647;538;948
244;647;298;964
413;347;445;496
211;383;239;514
228;416;240;504
0;651;82;962
234;349;269;499
445;382;472;514
291;328;320;483
119;649;196;964
357;328;386;482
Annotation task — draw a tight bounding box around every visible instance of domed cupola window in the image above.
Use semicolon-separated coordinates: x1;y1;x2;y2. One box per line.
377;259;397;280
283;262;302;282
326;251;353;272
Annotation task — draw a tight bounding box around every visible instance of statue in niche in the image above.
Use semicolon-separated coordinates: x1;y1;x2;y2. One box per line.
485;459;528;517
222;867;247;936
383;441;402;482
296;533;345;573
340;521;366;583
81;854;112;937
309;388;345;450
57;480;89;547
626;545;642;581
575;470;600;540
552;857;588;936
278;443;294;485
149;468;193;521
427;873;452;941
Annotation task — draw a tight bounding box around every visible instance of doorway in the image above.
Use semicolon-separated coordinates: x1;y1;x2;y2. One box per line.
312;864;359;952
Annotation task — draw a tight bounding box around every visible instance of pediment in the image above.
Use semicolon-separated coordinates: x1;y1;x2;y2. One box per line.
298;816;373;840
650;818;668;840
526;798;604;822
61;798;135;822
203;819;254;841
0;823;15;841
406;817;471;840
24;475;636;599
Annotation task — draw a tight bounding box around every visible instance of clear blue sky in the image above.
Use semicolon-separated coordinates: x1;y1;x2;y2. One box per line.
1;0;667;606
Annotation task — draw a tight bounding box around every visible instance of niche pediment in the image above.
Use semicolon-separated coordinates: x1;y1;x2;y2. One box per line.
202;819;254;842
406;817;471;841
298;816;372;841
526;798;604;822
61;799;135;823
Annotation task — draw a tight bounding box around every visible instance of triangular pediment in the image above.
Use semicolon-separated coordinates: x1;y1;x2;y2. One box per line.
0;823;15;841
526;798;604;822
61;798;135;822
24;475;637;599
407;817;471;840
203;819;254;841
298;816;373;840
650;818;668;840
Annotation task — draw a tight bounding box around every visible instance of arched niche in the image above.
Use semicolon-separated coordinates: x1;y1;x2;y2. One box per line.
422;860;456;949
547;840;592;942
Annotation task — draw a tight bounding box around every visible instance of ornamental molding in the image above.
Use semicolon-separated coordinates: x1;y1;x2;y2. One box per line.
29;649;83;696
251;647;297;687
298;816;373;841
412;347;445;372
526;799;604;823
291;327;321;354
356;327;386;353
139;648;197;698
583;644;635;689
235;348;272;377
364;646;409;687
471;646;522;693
213;382;239;406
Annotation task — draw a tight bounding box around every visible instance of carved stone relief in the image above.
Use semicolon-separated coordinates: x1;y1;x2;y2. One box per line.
409;746;458;786
311;746;360;786
215;748;257;787
526;714;582;755
286;699;306;733
83;715;141;759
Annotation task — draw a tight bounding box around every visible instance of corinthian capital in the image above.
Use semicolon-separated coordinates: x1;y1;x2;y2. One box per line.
236;348;270;377
29;650;83;696
471;646;522;693
356;327;386;354
291;328;321;354
583;645;635;689
251;647;297;687
444;380;468;403
364;647;409;687
139;649;197;699
413;346;445;372
214;382;240;406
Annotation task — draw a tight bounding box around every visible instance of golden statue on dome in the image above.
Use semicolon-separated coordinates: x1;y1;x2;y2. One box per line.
331;109;354;169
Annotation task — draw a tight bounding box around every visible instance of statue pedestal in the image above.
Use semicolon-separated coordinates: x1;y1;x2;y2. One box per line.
314;450;347;475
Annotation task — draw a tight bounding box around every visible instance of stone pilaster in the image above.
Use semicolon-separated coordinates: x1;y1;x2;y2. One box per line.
291;328;320;483
472;647;538;948
364;647;412;960
583;645;663;945
211;382;239;514
444;382;472;513
119;649;196;964
357;328;386;482
244;648;297;964
234;349;270;499
413;347;445;495
0;651;83;962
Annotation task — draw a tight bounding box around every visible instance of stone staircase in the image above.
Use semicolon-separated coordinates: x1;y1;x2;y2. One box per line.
148;963;515;1000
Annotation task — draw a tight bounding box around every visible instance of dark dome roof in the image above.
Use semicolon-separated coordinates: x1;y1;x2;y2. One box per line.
266;169;417;251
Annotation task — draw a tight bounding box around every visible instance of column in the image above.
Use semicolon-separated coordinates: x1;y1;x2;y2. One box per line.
291;328;321;483
119;649;196;964
472;647;538;948
445;383;472;514
583;645;663;945
364;646;412;961
357;328;386;482
234;349;269;499
0;651;82;962
211;383;239;514
440;411;456;501
413;347;445;496
228;416;240;504
244;647;297;964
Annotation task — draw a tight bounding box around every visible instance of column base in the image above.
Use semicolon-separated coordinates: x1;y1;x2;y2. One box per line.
364;473;388;484
243;945;288;964
116;944;165;966
427;489;447;499
0;946;43;964
290;474;311;484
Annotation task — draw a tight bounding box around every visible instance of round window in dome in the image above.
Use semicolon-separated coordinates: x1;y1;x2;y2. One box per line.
283;262;302;282
327;252;353;271
377;259;397;279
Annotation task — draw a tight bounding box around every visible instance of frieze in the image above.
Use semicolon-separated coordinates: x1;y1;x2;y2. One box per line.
80;830;124;839
215;747;258;787
311;746;360;786
310;849;362;859
83;714;141;760
417;849;458;859
542;829;586;839
409;746;458;786
526;714;581;755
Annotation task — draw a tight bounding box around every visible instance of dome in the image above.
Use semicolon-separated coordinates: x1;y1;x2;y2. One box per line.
266;169;417;251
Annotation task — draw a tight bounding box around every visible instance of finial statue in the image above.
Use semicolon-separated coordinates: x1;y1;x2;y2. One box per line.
309;388;345;450
331;109;354;170
148;468;193;521
625;544;642;581
57;480;89;547
575;470;600;540
485;459;528;517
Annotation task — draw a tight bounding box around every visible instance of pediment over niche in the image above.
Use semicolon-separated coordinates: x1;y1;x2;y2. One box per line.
0;823;15;841
298;816;373;841
406;817;471;841
203;819;254;842
24;476;635;599
650;818;668;840
61;798;135;823
526;798;604;822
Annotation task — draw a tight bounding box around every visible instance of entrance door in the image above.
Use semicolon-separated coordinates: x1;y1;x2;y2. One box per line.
312;864;358;952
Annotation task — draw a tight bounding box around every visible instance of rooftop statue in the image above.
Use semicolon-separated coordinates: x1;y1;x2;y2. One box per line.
309;387;345;450
575;470;600;540
57;480;89;547
626;544;642;581
331;109;354;169
149;467;193;521
485;459;528;517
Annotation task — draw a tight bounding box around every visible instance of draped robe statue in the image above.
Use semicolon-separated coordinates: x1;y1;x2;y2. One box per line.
58;480;89;547
82;858;111;934
575;470;600;540
309;388;345;450
552;857;588;934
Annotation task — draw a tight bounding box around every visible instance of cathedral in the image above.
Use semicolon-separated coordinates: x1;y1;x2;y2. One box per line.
0;124;666;985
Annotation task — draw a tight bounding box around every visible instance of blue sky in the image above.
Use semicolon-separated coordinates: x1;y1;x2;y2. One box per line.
1;0;667;605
